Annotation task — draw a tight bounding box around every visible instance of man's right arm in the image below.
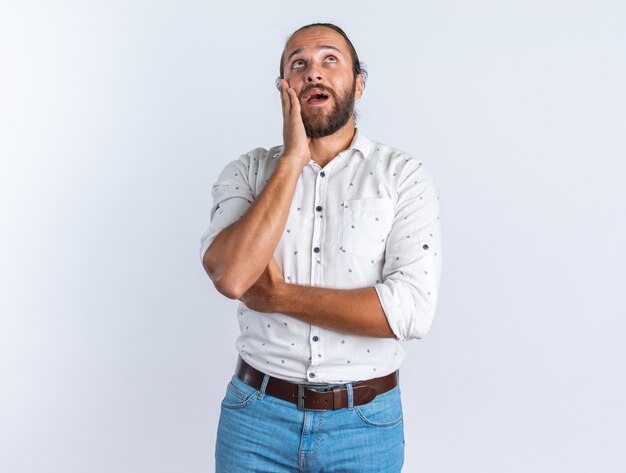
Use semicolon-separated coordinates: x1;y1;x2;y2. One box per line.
203;80;310;299
202;156;302;299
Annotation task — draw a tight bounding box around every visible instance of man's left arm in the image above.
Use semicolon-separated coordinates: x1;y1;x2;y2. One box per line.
240;259;395;338
240;159;443;340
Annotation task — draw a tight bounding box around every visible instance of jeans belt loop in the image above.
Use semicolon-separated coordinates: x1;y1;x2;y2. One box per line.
258;374;270;400
346;383;354;410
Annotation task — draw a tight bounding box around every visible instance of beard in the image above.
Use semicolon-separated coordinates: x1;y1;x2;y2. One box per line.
300;79;356;139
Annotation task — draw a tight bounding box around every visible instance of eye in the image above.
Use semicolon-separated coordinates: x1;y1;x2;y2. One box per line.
291;59;305;69
324;55;338;63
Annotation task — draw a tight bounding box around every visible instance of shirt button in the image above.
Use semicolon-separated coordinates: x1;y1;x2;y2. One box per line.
316;206;322;211
309;372;316;379
312;336;319;342
313;247;320;253
320;171;326;177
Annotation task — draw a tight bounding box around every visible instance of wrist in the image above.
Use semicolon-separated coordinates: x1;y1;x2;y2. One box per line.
279;152;310;168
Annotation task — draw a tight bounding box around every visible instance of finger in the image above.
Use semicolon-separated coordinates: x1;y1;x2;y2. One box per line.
287;87;301;117
279;79;290;119
266;258;284;283
280;84;288;119
268;257;281;272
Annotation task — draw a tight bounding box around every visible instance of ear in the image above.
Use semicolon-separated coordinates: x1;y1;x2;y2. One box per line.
354;73;364;100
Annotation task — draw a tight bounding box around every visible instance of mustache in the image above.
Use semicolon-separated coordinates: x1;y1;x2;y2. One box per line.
299;83;336;101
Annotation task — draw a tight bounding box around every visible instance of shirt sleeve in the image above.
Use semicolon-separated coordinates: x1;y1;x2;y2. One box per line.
374;159;443;341
199;152;256;262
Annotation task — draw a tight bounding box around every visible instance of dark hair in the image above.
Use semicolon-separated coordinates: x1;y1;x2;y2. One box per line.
279;23;368;83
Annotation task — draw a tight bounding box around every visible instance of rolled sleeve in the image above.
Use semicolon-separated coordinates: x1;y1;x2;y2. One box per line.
374;160;443;341
199;153;255;262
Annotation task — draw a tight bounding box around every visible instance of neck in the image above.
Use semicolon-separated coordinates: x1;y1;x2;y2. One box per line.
308;117;357;168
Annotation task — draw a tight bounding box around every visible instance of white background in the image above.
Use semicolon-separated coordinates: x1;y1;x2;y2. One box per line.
1;1;625;471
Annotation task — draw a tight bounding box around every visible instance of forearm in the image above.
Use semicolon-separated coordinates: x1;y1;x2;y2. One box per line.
204;157;303;299
274;284;396;338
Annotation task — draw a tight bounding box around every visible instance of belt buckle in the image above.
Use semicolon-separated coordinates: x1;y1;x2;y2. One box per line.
297;384;329;412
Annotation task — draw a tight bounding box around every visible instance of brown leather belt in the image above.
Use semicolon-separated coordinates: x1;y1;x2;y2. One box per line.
235;357;399;411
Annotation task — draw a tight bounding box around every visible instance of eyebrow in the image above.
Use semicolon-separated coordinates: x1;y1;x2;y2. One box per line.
286;45;342;62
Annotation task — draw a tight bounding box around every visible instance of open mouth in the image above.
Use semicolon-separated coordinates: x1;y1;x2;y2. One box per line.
304;87;330;105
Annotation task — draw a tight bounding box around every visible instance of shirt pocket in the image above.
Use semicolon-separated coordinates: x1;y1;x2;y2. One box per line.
342;198;395;259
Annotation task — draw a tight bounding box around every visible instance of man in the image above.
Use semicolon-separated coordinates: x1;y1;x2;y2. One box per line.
200;23;442;472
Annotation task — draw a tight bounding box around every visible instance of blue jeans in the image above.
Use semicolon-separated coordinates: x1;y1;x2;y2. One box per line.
215;374;405;472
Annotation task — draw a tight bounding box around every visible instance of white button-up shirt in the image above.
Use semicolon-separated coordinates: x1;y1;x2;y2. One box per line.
200;131;443;383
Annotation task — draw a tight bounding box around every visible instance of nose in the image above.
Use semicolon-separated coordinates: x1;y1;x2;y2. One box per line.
305;64;323;82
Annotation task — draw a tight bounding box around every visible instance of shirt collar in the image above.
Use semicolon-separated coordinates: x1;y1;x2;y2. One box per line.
348;128;374;158
277;129;373;162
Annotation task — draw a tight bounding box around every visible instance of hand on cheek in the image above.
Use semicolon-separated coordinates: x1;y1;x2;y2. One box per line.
279;79;310;165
